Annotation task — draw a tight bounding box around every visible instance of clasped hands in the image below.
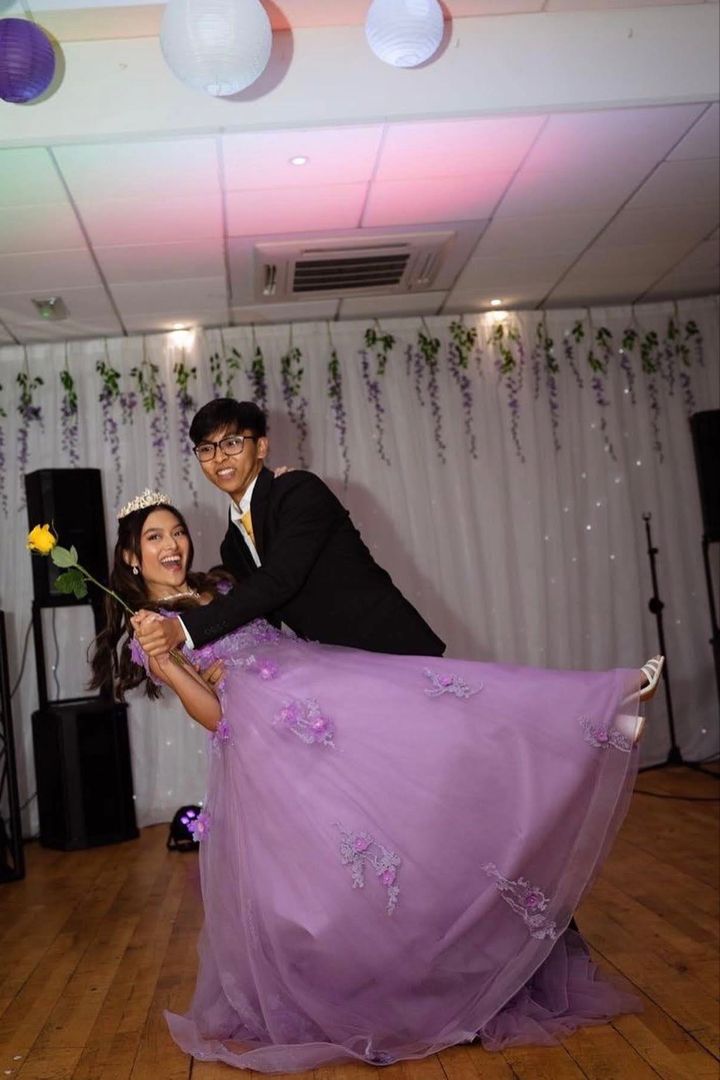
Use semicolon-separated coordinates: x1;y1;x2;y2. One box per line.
131;611;225;688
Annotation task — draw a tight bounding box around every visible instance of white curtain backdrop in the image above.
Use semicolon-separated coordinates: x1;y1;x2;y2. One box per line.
1;296;718;835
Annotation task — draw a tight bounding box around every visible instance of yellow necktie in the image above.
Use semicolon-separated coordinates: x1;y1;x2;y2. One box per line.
240;509;255;546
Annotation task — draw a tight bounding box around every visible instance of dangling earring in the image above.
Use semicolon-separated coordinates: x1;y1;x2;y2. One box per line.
132;566;139;576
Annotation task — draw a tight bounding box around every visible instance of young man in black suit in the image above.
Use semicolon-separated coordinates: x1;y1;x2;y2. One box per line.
135;399;445;659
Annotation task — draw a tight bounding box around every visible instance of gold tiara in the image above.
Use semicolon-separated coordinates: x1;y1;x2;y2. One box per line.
118;489;171;519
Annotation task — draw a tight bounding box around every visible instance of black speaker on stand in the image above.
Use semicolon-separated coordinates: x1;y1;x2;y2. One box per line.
26;469;139;850
689;410;720;722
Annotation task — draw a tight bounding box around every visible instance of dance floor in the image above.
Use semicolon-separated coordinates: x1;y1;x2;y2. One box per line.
0;765;717;1080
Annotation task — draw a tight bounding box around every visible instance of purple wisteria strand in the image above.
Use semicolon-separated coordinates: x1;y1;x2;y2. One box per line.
447;320;478;460
685;318;704;367
640;330;663;462
667;315;697;415
530;321;543;401
280;345;309;468
17;365;44;507
327;346;350;488
174;359;199;505
209;351;223;398
588;325;617;461
225;347;242;397
59;360;80;466
619;327;638;405
678;319;703;414
97;357;124;508
119;385;138;427
406;341;426;407
490;321;525;463
247;345;268;412
0;384;7;517
360;327;395;465
661;316;678;397
417;328;446;463
130;356;171;489
540;319;561;452
562;322;585;389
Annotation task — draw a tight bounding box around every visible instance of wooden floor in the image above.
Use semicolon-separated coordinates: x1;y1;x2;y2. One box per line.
1;765;718;1080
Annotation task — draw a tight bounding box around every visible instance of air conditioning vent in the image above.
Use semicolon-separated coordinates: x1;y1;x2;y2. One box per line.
228;223;488;308
292;252;410;293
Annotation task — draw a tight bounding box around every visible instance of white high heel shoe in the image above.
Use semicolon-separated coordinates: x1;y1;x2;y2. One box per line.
617;655;665;745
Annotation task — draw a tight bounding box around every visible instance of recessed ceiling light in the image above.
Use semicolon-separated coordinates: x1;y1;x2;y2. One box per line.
289;155;309;166
490;298;503;307
32;296;68;320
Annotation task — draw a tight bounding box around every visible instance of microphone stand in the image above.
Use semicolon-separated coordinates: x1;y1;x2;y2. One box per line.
641;513;719;779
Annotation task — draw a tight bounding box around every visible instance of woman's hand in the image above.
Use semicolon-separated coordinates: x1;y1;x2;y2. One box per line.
273;466;294;477
133;610;185;656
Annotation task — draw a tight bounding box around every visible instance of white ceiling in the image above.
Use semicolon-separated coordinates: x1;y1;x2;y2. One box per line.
0;1;718;344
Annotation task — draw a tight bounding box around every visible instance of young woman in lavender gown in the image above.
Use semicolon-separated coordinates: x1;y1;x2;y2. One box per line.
90;492;663;1074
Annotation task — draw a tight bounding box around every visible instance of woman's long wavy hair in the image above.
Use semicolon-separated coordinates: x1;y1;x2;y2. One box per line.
89;502;233;701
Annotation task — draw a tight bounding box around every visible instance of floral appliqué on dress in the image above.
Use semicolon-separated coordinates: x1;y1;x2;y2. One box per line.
274;699;336;747
181;807;211;842
482;862;558;940
210;718;232;754
423;669;481;699
336;825;401;915
578;716;632;753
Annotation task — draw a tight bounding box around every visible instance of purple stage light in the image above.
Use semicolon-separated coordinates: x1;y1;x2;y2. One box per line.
0;18;56;104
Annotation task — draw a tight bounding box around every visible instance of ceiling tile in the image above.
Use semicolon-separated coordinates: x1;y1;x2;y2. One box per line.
339;292;445;318
495;161;650;217
226;184;366;236
54;138;220;201
555;242;690;280
452;253;574;293
123;311;228;334
222;126;383;191
95;240;225;284
230;300;339;324
668;103;720;161
0;149;68;207
546;0;702;8
627;158;720;209
0;203;86;255
476;210;609;258
376;116;546;182
111;277;227;317
363;175;509;227
543;282;654;306
0;286;123;341
0;249;101;294
523;105;706;171
78;194;223;246
593;203;718;248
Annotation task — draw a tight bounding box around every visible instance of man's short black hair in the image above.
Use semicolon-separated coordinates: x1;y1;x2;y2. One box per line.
189;399;267;444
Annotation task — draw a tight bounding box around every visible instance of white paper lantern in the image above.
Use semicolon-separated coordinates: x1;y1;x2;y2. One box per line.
160;0;272;97
365;0;444;68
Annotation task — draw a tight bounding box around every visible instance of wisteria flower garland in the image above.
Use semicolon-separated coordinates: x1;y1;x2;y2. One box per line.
540;319;561;452
209;351;224;399
417;328;446;463
97;358;124;508
490;321;525;463
667;316;697;415
530;321;543;403
619;327;638;404
59;361;80;467
247;345;268;412
406;340;426;407
327;346;350;487
17;366;44;506
0;384;7;517
588;325;617;461
209;347;243;400
174;359;199;505
562;322;585;389
361;327;395;465
447;320;478;460
640;329;663;461
130;357;170;489
280;345;309;468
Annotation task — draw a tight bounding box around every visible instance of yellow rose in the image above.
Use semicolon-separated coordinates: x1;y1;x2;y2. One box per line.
27;524;57;555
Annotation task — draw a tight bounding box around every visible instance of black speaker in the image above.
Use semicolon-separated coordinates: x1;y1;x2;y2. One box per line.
32;700;139;850
25;469;108;605
690;411;720;543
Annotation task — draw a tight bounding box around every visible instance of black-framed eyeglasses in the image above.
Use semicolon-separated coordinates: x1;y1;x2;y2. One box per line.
192;434;259;463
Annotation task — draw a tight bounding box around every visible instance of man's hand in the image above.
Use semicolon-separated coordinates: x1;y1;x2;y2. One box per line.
198;659;225;688
273;466;294;477
132;610;185;657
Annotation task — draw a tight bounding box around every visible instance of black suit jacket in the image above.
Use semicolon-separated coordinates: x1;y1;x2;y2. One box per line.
182;468;445;656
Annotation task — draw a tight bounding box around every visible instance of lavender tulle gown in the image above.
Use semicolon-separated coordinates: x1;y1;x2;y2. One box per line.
159;620;642;1073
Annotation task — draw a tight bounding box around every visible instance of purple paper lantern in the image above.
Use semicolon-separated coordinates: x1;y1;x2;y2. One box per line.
0;18;56;104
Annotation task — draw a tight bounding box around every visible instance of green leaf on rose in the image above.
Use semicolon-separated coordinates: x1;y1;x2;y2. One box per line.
50;545;78;568
54;568;88;599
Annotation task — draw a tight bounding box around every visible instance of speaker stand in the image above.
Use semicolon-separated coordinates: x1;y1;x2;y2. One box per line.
0;611;25;882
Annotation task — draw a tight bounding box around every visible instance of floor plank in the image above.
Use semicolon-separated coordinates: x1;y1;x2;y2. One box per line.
0;766;716;1080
